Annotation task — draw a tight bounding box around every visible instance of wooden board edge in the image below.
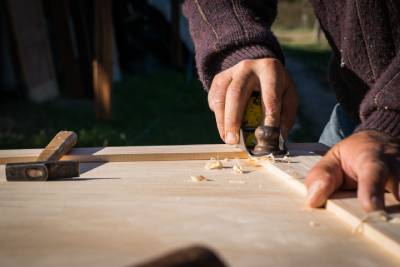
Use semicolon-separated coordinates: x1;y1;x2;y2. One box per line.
326;200;400;257
260;160;400;260
0;145;248;164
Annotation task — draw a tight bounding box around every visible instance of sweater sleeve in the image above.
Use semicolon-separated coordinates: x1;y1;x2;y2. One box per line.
357;53;400;138
182;0;284;90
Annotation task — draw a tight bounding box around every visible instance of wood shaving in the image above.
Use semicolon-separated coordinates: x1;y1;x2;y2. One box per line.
352;210;394;234
389;217;400;224
204;157;223;170
190;175;207;182
256;153;276;162
309;221;320;227
283;155;291;163
233;164;244;174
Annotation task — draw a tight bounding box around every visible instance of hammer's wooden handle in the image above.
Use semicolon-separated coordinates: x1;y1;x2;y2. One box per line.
36;131;77;162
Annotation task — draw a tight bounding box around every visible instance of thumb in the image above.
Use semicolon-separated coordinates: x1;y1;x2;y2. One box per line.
305;149;344;208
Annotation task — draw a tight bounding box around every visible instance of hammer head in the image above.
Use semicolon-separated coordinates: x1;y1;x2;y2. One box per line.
6;161;80;181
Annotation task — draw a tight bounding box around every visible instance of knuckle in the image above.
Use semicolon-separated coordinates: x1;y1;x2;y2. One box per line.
227;85;242;97
211;75;225;89
208;95;225;110
237;59;253;72
261;58;282;68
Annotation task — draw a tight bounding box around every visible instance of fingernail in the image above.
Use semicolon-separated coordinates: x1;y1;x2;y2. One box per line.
226;132;238;144
307;181;322;206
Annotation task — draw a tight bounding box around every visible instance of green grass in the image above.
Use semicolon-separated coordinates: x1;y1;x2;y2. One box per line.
0;70;221;149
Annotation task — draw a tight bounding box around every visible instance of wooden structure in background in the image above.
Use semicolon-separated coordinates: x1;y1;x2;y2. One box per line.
170;0;184;67
4;0;58;102
45;0;85;98
93;0;113;120
0;143;399;267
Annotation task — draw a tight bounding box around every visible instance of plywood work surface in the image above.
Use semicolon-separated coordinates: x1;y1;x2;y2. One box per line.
0;144;399;267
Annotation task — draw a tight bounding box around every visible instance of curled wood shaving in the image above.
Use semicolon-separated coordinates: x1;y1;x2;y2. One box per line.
283;155;291;163
204;157;223;170
309;221;320;227
389;217;400;224
233;163;245;174
352;210;398;234
190;175;207;182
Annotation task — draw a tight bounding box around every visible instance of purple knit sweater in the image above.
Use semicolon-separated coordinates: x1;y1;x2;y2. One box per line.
183;0;400;138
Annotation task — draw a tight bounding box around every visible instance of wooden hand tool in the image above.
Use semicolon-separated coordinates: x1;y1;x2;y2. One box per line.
240;91;287;157
5;131;80;181
133;245;228;267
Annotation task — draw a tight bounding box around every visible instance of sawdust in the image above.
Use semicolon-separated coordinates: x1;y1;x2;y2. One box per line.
204;157;223;170
190;175;207;182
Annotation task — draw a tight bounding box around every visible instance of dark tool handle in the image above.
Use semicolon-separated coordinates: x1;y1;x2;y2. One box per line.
37;131;77;162
133;245;227;267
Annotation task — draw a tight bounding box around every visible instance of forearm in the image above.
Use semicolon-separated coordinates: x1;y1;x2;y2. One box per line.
183;0;284;90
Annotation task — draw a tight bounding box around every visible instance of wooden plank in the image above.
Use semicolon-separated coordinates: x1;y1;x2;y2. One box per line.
0;156;399;267
259;146;400;259
93;0;113;120
0;144;247;164
4;0;58;102
0;142;399;262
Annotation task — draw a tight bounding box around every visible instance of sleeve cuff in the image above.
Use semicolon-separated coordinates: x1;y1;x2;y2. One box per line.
356;109;400;138
220;44;283;73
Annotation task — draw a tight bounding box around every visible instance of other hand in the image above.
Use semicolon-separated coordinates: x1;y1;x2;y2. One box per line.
306;130;400;212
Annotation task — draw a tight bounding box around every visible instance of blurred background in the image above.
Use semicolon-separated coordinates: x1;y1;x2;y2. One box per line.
0;0;334;149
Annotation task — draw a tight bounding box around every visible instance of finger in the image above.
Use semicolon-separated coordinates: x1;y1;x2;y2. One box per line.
385;176;400;202
305;149;344;208
224;73;254;144
356;161;388;212
384;160;400;202
209;71;232;140
257;60;284;127
280;73;298;140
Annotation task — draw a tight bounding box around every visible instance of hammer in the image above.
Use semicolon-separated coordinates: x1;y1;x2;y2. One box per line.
132;245;228;267
5;131;80;181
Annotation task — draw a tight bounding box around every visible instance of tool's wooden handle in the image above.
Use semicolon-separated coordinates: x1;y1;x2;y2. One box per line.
36;131;77;162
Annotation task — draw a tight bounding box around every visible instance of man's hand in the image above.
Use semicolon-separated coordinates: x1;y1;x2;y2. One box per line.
208;58;298;144
306;130;400;212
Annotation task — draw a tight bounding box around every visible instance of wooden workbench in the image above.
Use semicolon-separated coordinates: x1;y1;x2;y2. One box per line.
0;144;399;267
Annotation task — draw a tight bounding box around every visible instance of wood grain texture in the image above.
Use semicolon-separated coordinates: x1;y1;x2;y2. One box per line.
259;146;400;259
36;131;78;162
0;143;399;267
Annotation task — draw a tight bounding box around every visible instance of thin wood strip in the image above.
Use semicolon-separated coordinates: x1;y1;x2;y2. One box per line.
0;144;247;163
259;152;400;259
